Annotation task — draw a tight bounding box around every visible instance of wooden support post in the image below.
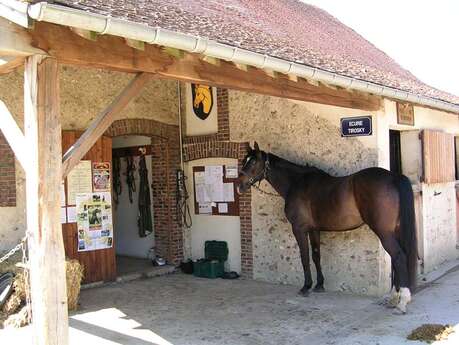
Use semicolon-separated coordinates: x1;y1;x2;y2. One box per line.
24;56;68;345
62;72;151;178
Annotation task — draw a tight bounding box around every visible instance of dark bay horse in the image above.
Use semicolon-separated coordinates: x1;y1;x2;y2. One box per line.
238;142;417;313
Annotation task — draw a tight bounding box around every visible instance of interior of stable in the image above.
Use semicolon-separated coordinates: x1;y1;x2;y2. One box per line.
112;135;156;277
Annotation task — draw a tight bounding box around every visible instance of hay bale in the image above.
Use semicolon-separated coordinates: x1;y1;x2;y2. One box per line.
407;324;454;343
1;259;84;328
12;271;27;301
2;292;21;315
3;306;29;329
66;259;84;311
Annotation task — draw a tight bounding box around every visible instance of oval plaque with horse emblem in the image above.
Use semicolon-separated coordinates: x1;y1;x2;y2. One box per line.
191;83;214;120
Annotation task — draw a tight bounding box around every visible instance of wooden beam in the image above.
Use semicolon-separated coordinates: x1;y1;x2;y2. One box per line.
70;28;97;41
125;38;145;51
24;56;68;345
27;22;381;111
0;17;46;56
0;100;27;167
62;72;152;178
0;56;25;74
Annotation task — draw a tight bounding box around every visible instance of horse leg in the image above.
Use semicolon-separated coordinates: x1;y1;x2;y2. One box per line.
378;232;411;313
292;225;313;296
309;230;325;292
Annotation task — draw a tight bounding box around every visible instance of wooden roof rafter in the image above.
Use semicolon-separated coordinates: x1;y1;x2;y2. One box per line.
3;20;382;111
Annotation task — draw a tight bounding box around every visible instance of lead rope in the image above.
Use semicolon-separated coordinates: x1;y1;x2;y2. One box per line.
252;183;282;197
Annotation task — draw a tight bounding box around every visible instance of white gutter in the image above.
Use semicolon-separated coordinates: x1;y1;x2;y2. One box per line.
5;0;459;114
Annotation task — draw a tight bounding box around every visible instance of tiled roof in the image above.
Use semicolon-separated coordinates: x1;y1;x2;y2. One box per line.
52;0;459;105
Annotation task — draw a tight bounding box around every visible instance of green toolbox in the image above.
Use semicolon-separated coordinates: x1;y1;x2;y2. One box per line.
193;241;228;278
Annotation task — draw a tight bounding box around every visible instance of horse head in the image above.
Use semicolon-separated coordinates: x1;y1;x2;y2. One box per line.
193;85;212;113
237;141;267;194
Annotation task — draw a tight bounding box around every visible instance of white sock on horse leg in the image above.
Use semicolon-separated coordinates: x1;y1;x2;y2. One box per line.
396;287;411;313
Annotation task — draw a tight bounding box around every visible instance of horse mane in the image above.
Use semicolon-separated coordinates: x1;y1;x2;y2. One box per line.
267;152;325;175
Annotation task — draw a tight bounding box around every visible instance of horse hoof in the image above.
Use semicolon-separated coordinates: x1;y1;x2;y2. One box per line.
313;286;325;293
298;288;310;297
393;306;407;315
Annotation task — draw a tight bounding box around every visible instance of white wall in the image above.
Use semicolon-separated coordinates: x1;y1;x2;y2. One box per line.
113;136;155;259
184;157;241;273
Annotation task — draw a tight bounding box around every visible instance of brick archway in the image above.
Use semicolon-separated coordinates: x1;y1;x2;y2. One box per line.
106;118;183;265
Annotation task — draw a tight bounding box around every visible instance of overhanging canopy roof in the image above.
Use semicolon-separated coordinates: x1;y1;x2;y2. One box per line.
1;0;458;114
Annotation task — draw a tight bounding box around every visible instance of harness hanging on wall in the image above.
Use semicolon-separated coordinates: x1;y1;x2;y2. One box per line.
112;156;122;205
125;156;137;203
137;150;153;237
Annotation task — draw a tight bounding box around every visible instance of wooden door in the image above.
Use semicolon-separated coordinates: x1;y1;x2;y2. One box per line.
62;131;116;283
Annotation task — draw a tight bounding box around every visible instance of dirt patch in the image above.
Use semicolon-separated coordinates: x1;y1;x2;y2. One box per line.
407;324;454;343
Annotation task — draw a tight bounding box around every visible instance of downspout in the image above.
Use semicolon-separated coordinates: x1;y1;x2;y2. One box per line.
7;0;456;114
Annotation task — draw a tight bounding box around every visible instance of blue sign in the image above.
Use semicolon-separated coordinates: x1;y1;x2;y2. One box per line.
341;116;372;137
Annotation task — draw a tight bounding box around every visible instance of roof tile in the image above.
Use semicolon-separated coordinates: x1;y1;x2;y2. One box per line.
52;0;459;105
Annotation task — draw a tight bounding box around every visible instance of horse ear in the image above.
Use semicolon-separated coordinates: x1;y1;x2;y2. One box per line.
254;141;260;151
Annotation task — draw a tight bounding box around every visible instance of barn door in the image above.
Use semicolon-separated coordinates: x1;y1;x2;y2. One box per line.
61;131;116;283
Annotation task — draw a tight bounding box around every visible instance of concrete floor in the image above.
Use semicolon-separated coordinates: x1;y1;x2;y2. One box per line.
2;270;459;344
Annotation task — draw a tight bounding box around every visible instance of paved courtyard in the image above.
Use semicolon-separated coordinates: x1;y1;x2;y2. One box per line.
2;269;459;344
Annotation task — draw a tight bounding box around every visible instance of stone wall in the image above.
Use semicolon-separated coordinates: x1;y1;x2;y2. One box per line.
229;90;390;295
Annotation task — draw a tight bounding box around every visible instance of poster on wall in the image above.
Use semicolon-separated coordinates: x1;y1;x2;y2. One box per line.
93;162;111;192
76;192;113;252
67;160;93;205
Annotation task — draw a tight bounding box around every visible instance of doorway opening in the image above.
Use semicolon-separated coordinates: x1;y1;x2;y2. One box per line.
389;130;402;175
112;135;171;278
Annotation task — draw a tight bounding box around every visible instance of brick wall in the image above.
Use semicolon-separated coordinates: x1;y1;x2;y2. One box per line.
0;132;16;207
238;142;253;278
182;88;254;277
107;118;183;265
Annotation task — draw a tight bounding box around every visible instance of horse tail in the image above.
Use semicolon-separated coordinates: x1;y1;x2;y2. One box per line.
398;175;417;291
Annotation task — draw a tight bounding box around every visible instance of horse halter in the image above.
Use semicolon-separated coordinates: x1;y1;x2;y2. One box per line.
240;152;270;187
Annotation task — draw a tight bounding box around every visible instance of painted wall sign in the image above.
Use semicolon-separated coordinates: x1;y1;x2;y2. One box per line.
340;116;372;137
191;83;214;120
397;102;415;126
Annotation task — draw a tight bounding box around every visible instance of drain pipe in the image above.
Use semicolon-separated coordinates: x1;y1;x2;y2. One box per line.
4;0;457;114
177;81;184;171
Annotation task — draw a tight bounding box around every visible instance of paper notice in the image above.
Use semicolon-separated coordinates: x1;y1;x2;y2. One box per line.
194;171;205;185
209;182;224;201
205;165;223;185
92;162;111;192
67;160;93;205
60;207;67;224
67;206;77;223
196;183;211;203
223;183;235;202
225;165;238;178
218;203;228;213
198;202;213;215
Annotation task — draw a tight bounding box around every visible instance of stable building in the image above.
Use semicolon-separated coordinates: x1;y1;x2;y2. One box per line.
0;1;458;343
